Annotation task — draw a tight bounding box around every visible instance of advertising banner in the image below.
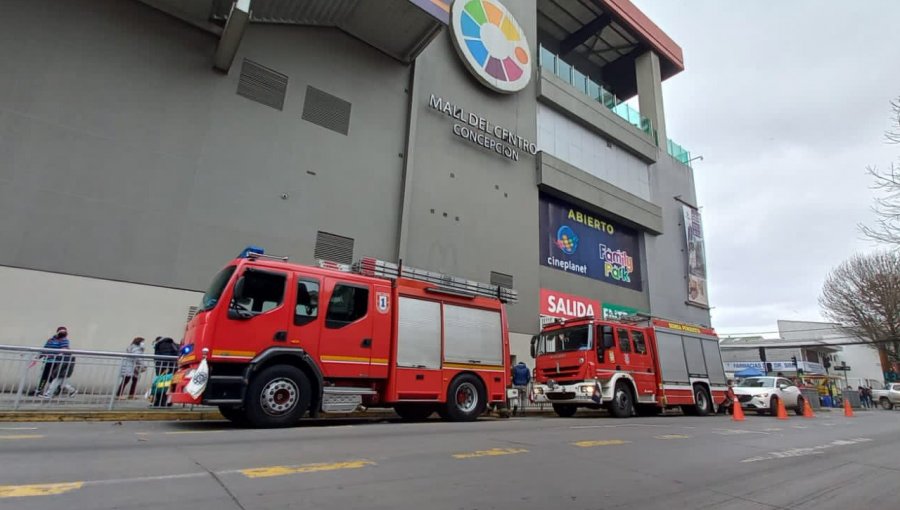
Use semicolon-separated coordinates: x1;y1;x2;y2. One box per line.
538;194;642;291
539;288;601;320
602;303;640;321
682;204;709;307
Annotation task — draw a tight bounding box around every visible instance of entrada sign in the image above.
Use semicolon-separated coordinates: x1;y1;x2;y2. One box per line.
429;94;536;162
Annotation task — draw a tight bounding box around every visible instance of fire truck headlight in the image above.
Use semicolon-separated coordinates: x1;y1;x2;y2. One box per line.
580;386;593;394
535;388;544;395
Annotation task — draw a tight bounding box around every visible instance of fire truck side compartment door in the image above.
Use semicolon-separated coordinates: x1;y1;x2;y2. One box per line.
443;305;503;367
394;296;442;399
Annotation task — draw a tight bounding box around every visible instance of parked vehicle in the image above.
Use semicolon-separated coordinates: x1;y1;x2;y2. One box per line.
733;376;805;416
169;247;516;427
872;383;900;410
530;316;727;418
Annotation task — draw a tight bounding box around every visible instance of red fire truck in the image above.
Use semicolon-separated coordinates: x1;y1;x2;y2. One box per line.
169;247;516;427
530;316;727;417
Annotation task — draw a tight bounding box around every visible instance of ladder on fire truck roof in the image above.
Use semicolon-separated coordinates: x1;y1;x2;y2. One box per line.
319;257;517;303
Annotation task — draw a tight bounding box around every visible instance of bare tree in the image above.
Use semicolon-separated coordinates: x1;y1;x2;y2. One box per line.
819;251;900;372
859;98;900;246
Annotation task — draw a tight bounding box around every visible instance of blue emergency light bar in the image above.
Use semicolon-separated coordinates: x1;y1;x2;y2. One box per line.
238;245;265;258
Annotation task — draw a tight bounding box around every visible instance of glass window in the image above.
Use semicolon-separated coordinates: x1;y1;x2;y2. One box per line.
325;284;369;328
632;330;647;354
294;278;320;325
232;270;285;314
556;59;572;83
536;325;590;354
201;266;236;311
617;329;631;353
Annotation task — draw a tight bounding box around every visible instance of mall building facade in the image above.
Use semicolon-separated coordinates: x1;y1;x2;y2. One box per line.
0;0;711;362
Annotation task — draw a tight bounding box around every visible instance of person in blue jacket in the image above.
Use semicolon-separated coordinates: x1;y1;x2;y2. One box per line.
511;361;531;416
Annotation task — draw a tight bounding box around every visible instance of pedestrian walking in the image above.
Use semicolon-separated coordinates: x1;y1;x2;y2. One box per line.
34;327;71;395
511;361;531;416
117;337;146;399
152;336;179;375
858;386;867;408
41;352;77;399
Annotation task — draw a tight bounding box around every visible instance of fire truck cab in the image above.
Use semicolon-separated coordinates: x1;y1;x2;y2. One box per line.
530;316;727;418
169;247;516;428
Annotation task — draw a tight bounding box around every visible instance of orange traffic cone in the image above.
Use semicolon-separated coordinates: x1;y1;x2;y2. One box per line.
802;398;815;419
844;399;854;417
776;398;789;420
732;401;745;422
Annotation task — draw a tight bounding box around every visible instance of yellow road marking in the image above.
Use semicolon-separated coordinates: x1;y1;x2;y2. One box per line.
0;434;44;440
572;440;630;448
654;434;690;440
452;448;528;459
241;460;375;479
0;482;83;499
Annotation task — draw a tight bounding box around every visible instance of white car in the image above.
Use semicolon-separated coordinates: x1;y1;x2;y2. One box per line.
733;376;805;416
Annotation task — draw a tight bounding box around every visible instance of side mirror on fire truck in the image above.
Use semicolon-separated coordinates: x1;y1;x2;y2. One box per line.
530;336;538;358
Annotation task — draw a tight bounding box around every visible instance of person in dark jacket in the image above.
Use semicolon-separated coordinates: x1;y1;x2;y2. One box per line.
153;337;179;375
35;327;71;396
511;361;531;416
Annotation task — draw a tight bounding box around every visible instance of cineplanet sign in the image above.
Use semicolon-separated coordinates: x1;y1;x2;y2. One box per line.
429;94;536;162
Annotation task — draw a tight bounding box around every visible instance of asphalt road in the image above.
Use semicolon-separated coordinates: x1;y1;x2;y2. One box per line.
2;409;899;510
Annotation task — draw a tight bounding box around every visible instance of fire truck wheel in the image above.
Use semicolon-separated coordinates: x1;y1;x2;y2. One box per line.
218;405;249;427
245;365;311;428
608;382;634;418
394;404;435;421
444;374;486;422
552;404;578;418
693;386;712;416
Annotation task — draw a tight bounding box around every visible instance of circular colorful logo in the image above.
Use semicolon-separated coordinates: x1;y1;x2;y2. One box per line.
450;0;532;94
556;226;578;255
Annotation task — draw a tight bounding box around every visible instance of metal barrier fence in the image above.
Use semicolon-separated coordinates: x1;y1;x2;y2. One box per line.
0;345;180;411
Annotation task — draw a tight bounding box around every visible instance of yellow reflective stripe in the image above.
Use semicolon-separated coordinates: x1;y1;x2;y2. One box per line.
321;355;370;363
443;362;505;371
211;350;256;358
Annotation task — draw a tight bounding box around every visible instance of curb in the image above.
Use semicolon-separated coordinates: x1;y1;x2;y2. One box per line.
0;410;225;422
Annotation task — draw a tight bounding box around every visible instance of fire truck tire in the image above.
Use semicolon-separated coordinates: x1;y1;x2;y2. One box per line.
218;405;249;427
608;382;634;418
394;404;435;421
692;385;712;416
552;404;578;417
245;365;311;428
443;374;487;422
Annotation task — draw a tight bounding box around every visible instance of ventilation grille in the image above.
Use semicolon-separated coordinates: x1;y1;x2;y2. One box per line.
314;231;354;264
186;306;199;323
302;86;352;135
490;271;514;289
237;59;288;111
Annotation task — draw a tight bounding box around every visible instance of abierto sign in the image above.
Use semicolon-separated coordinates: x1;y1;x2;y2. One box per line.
539;288;600;320
539;194;642;291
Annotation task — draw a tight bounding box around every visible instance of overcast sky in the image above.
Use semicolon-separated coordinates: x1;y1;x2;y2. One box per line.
632;0;900;336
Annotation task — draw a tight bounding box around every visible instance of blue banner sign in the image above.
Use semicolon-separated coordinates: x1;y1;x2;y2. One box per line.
538;194;642;291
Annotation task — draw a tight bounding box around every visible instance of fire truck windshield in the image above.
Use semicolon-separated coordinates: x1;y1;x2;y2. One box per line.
200;265;237;311
536;325;591;355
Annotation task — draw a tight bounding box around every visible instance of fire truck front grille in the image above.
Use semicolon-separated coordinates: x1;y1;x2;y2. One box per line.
540;367;581;379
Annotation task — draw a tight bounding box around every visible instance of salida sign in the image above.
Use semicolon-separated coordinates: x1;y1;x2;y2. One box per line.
540;288;600;320
538;194;642;291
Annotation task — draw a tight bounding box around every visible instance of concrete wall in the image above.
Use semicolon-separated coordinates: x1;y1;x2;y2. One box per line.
0;266;200;351
402;0;539;336
0;0;409;293
645;154;712;327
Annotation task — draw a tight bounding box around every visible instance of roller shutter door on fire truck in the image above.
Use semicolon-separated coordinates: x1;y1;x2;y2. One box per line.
656;331;727;385
396;297;442;369
443;305;503;365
